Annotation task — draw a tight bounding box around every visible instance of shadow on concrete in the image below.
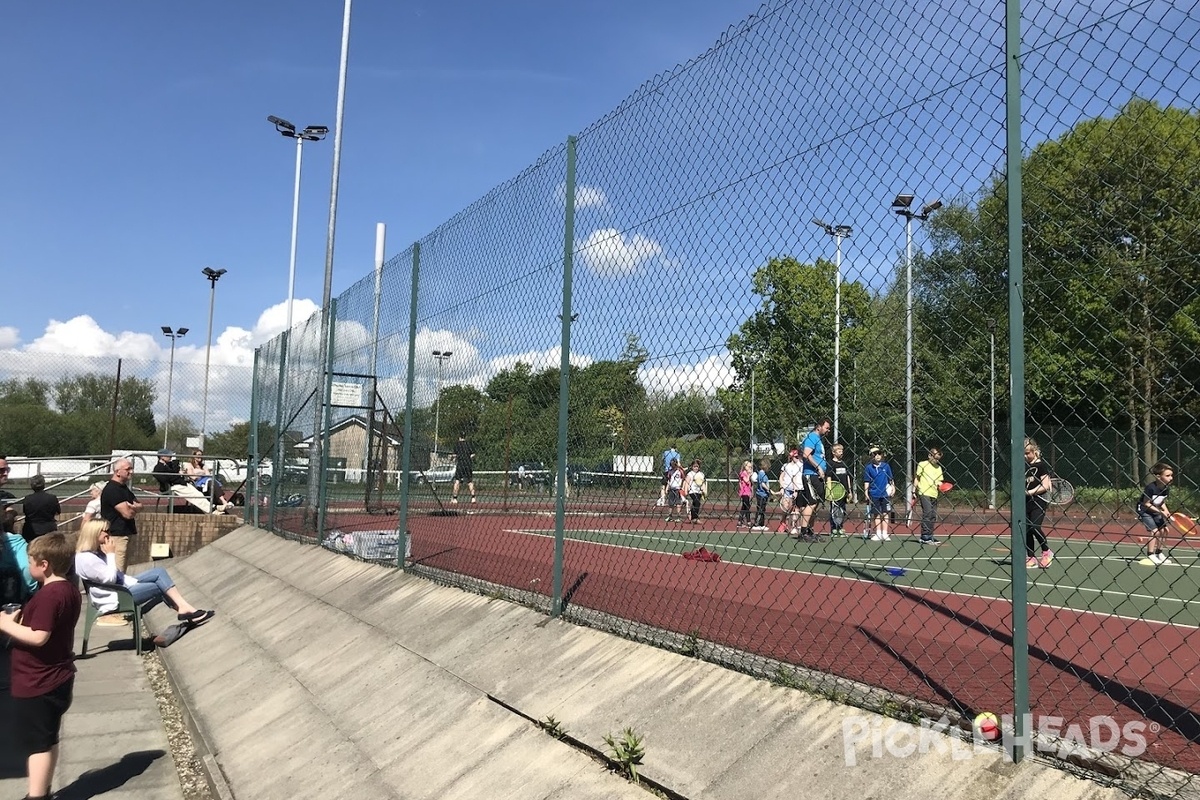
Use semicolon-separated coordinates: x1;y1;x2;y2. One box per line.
0;646;23;780
54;750;168;800
561;571;589;612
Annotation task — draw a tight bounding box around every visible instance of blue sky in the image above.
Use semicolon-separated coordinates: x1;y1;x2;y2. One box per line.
0;0;766;363
2;0;1194;436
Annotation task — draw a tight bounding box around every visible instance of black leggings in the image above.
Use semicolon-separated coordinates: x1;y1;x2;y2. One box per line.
738;495;751;523
754;495;768;527
1025;499;1048;556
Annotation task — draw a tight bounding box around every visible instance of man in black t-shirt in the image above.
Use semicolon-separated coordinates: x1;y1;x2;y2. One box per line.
451;433;476;505
100;458;142;571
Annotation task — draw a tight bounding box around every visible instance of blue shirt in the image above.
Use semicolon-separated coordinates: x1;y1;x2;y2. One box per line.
3;532;37;599
755;469;771;498
663;448;680;473
801;430;826;475
864;462;894;499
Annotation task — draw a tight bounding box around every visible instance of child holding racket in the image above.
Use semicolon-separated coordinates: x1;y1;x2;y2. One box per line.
1137;462;1176;566
827;443;854;537
863;447;895;541
913;447;948;545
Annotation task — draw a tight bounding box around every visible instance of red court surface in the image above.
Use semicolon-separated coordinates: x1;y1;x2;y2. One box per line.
281;503;1200;776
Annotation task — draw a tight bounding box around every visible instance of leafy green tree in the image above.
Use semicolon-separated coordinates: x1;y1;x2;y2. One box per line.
53;373;158;437
725;256;873;447
0;378;52;407
920;98;1200;473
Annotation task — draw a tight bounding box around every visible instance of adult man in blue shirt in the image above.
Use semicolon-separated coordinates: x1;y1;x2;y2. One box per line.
795;418;831;541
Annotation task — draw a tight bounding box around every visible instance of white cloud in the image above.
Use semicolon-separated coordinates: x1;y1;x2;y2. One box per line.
578;228;666;277
638;352;734;395
0;326;19;349
557;182;608;210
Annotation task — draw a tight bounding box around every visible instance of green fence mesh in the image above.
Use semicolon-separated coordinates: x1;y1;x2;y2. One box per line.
250;0;1200;792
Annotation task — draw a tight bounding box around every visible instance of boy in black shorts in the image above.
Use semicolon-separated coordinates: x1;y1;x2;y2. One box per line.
0;532;81;800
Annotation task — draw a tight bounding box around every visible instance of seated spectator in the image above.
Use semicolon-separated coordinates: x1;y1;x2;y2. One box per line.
81;481;106;524
74;520;213;623
184;450;229;512
152;449;226;514
20;474;61;543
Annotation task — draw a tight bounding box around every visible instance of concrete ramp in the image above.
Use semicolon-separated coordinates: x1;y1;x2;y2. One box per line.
150;527;1126;800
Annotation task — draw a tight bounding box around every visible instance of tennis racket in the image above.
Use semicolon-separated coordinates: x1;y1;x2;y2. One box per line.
827;481;847;502
1170;512;1197;537
1047;478;1075;505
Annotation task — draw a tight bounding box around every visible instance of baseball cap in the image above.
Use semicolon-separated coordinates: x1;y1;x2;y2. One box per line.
157;448;175;456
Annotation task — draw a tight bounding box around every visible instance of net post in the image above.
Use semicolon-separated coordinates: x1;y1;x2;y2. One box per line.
396;243;421;568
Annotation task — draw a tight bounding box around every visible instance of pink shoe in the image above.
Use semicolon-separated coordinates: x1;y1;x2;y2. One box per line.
1025;556;1038;568
1038;550;1053;569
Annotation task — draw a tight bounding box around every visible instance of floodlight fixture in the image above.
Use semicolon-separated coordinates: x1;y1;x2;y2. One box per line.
268;115;296;135
892;193;915;209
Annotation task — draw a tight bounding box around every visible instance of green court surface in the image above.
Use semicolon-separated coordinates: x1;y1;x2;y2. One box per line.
515;525;1200;628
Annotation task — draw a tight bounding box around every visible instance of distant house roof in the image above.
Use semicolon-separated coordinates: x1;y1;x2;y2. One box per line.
295;415;402;447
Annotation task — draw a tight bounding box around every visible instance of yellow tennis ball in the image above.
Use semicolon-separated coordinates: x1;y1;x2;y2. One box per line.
973;712;1001;741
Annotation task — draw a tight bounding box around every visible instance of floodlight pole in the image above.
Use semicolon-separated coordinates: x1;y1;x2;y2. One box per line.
749;364;756;457
199;268;226;447
267;116;329;336
892;195;940;513
988;318;997;509
161;327;188;448
432;350;452;452
813;219;852;444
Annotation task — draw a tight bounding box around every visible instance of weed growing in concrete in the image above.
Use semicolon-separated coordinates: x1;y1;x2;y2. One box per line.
602;727;646;785
680;629;701;657
772;666;800;689
540;715;568;740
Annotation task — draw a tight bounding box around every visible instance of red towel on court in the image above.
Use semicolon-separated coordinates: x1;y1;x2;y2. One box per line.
682;546;721;562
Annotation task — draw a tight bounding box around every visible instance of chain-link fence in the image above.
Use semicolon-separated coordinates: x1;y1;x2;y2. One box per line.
0;354;253;456
250;0;1200;793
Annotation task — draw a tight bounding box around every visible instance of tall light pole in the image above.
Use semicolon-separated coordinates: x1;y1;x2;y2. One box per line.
431;349;452;452
813;218;852;444
749;363;756;457
891;193;941;514
200;267;227;446
988;318;997;509
267;116;328;335
160;326;189;448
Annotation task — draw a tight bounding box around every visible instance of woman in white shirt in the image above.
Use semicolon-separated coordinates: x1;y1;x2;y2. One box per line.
81;482;105;523
74;520;213;622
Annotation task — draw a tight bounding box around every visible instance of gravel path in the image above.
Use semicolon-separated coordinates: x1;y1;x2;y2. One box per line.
142;647;215;800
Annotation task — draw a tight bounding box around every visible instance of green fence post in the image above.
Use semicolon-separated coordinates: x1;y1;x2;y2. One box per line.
552;135;577;618
397;243;421;568
1006;0;1029;764
248;346;260;527
269;331;289;534
317;299;338;541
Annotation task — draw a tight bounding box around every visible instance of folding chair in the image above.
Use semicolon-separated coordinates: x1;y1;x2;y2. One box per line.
80;578;150;656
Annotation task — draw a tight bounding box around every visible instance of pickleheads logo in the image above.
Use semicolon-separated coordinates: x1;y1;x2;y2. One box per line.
842;713;1149;766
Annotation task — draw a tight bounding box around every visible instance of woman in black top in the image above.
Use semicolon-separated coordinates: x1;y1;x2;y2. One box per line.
21;473;61;542
1023;439;1053;569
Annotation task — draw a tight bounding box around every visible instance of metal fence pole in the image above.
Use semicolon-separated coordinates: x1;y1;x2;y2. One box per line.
1006;0;1030;763
551;135;577;618
270;331;289;533
248;347;260;527
317;299;338;541
396;244;421;568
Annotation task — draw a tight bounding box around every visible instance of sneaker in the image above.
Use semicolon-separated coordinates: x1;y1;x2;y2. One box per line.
750;525;768;531
451;497;459;504
920;537;941;546
1159;557;1174;566
471;496;477;504
870;533;885;541
1038;550;1053;568
655;498;665;507
881;533;891;541
1025;556;1038;568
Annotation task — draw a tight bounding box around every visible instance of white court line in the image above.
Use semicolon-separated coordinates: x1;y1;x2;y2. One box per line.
500;526;1200;628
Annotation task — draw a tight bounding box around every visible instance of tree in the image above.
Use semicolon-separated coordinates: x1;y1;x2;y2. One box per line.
53;373;158;437
725;256;873;448
0;378;51;408
920;98;1200;474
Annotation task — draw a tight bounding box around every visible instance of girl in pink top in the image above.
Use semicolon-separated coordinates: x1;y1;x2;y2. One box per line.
737;460;753;528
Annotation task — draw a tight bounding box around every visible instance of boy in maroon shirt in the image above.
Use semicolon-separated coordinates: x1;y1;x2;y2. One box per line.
0;532;81;800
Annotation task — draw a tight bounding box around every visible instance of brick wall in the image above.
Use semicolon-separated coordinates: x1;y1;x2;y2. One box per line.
62;512;242;564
